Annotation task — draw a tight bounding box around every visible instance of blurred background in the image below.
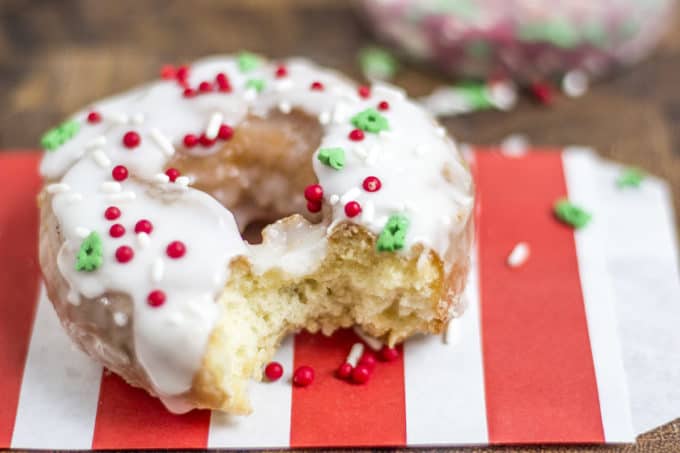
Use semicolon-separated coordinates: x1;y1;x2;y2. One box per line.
0;0;679;221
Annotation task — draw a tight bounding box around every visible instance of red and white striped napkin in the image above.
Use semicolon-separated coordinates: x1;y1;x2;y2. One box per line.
0;148;678;449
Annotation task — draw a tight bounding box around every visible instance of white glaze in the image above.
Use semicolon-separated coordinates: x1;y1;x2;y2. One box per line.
40;55;472;404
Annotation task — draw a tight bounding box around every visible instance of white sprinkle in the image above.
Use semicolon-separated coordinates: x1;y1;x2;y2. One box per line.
154;173;170;184
90;149;111;168
274;79;293;92
366;146;381;166
329;194;340;205
100;181;121;193
113;312;128;327
332;102;350;124
151;258;165;283
353;326;382;351
75;227;91;238
489;81;518;111
131;113;145;125
278;101;292;114
562;70;589;98
362;201;375;223
108;191;136;202
175;176;190;187
500;133;529;158
353;145;368;159
108;112;129;125
346;342;365;367
244;88;258;102
150;128;175;156
46;183;70;194
205;112;224;140
340;187;361;204
436;126;447;137
65;192;83;203
507;242;530;268
318;111;331;125
85;136;107;150
414;144;428;156
443;317;462;345
137;232;150;249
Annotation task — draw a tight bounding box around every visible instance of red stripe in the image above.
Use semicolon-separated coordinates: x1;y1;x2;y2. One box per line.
0;152;42;447
92;372;210;449
290;330;406;447
475;150;604;444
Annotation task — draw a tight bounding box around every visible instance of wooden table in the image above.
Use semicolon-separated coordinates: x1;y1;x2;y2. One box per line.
0;1;678;452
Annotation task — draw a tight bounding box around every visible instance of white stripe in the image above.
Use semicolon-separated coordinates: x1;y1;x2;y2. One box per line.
562;148;635;442
208;335;293;448
403;243;489;445
11;286;101;448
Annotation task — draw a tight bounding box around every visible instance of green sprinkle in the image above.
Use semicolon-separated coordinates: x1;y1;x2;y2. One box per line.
358;47;398;81
246;78;266;92
237;51;260;72
317;147;345;170
75;232;103;272
554;199;591;229
457;82;494;109
377;214;409;252
617;167;645;188
41;119;81;151
351;108;389;134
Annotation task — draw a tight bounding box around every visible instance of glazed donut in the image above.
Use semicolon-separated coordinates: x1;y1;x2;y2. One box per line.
361;0;674;82
38;54;474;414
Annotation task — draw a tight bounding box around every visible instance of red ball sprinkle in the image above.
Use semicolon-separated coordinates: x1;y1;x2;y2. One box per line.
351;364;371;384
87;111;102;124
304;184;323;202
122;131;140;149
378;100;390;111
198;81;213;93
275;65;288;78
183;133;198;148
217;124;233;140
336;362;353;379
348;129;365;141
199;133;216;147
530;82;553;105
111;165;128;182
215;73;232;92
166;240;186;259
175;65;189;82
362;176;381;192
307;200;322;213
134;219;153;234
293;365;315;387
165;167;180;182
310;81;324;91
104;206;121;220
264;362;284;381
344;201;362;217
109;223;125;238
358;351;376;369
379;346;400;362
160;64;176;80
358;85;371;99
115;245;134;263
183;87;196;98
147;290;166;307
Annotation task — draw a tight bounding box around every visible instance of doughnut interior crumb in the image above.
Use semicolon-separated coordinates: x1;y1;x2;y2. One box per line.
193;222;451;414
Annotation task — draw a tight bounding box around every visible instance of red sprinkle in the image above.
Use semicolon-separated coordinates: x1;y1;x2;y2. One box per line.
160;64;176;80
115;245;134;263
344;201;362;217
111;165;128;182
351;364;371;384
215;73;232;92
165;168;180;182
183;134;198;148
147;290;166;307
104;206;121;220
304;184;323;202
358;351;376;369
217;124;233;140
183;87;196;98
134;219;153;234
166;240;186;259
109;224;125;238
362;176;381;192
336;362;353;379
264;362;284;381
530;82;553;105
310;81;324;91
122;131;140;149
275;65;288;78
358;85;371;99
175;65;189;82
198;81;213;93
307;200;322;213
87;111;101;124
348;129;365;141
378;100;390;111
293;365;314;387
379;346;399;362
199;133;216;147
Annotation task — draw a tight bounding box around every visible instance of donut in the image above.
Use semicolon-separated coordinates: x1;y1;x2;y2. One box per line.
360;0;674;82
38;54;474;414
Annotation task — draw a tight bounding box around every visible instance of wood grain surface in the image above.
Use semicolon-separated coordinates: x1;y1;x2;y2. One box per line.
0;1;678;452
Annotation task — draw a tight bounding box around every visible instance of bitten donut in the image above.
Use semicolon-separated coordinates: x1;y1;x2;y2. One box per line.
38;54;474;414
